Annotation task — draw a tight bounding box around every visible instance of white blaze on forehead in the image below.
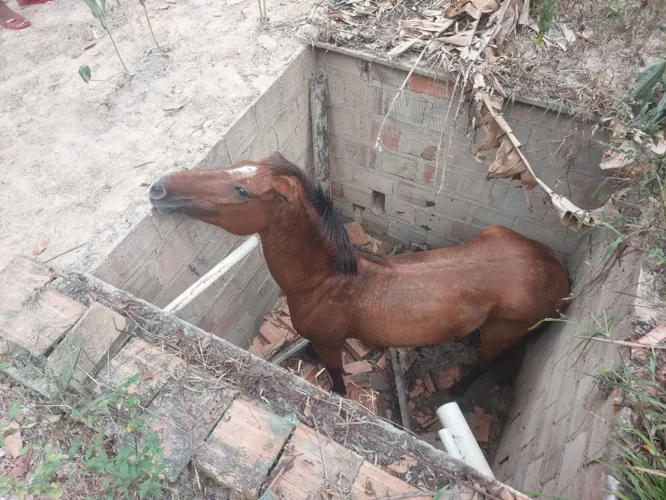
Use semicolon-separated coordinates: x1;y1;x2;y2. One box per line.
228;165;258;180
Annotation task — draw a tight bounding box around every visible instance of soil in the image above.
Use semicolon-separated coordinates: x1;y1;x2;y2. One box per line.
0;0;310;274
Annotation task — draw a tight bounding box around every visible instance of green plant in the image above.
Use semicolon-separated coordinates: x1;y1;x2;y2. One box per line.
69;374;166;499
79;0;166;83
536;0;558;46
138;0;166;55
1;375;166;499
0;402;68;500
594;358;666;499
82;0;131;75
0;443;69;499
633;59;666;137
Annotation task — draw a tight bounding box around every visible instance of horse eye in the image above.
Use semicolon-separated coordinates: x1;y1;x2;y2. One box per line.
234;186;249;198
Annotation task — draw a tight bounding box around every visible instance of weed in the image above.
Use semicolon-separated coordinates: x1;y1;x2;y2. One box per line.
82;0;131;75
79;0;165;82
70;374;167;499
138;0;166;56
0;374;166;499
536;0;558;46
594;358;666;499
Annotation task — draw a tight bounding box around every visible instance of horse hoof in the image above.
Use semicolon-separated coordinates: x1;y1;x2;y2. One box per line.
333;381;347;397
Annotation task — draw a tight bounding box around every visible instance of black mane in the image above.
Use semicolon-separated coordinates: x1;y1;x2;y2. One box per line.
260;153;384;275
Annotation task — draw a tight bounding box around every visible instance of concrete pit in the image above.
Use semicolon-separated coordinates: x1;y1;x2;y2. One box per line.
91;46;644;499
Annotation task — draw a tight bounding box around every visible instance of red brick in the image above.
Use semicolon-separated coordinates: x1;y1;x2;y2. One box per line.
409;74;452;99
422;164;442;185
376;123;400;150
331;181;343;199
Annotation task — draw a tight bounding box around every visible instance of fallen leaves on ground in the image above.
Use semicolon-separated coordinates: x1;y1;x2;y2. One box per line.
11;449;31;479
32;235;49;256
3;421;22;459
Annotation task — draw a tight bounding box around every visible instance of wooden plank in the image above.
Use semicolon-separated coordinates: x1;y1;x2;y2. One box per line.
146;367;237;480
269;424;363;499
46;302;128;391
310;72;330;192
95;337;185;407
351;461;429;500
0;256;86;357
196;399;297;496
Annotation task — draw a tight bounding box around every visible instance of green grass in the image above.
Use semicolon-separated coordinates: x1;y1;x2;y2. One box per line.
596;356;666;499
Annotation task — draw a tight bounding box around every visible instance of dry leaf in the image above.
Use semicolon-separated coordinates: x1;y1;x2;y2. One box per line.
475;120;504;162
495;0;523;45
559;23;576;44
577;25;593;41
11;450;31;479
387;454;418;475
32;235;49;256
518;0;530;25
387;38;419;58
636;323;666;346
474;92;608;227
649;135;666;156
445;0;499;19
486;138;526;179
3;421;22;459
442;29;476;47
632;322;666;360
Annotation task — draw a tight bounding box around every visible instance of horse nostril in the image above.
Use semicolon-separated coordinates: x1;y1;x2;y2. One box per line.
149;182;167;201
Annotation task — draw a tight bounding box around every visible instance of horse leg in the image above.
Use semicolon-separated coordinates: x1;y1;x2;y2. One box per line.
452;319;530;396
311;343;346;396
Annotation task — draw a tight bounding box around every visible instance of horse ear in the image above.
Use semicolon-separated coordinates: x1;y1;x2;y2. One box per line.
273;176;297;201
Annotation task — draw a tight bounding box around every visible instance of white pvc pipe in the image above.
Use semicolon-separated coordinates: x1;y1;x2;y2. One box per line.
436;402;495;479
438;428;462;461
164;235;260;314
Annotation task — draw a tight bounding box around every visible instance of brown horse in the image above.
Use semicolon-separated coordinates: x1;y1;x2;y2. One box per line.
149;152;570;396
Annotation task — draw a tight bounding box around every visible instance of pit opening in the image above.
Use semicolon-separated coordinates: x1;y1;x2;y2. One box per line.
94;46;634;497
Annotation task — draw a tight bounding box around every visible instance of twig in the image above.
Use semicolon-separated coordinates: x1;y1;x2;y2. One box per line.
132;161;155;169
43;242;89;264
139;1;166;56
624;465;666;479
101;21;131;75
388;348;411;431
312;414;329;481
570;334;666;349
374;45;427;152
379;491;438;500
384;0;405;16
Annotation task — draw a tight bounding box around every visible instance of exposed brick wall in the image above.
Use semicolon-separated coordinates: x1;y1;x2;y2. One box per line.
318;49;609;258
94;47;316;348
492;229;641;498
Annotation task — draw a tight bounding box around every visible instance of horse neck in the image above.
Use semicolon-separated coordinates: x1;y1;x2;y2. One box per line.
258;198;339;295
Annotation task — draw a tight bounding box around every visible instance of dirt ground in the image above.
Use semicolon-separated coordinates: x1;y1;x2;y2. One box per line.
0;0;310;274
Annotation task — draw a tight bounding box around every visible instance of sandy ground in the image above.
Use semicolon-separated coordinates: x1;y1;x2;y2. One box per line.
0;0;310;273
